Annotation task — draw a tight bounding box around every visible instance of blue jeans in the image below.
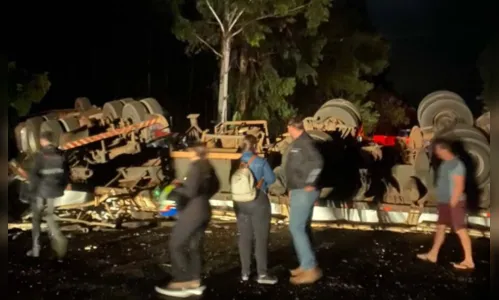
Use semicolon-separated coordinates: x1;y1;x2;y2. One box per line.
289;189;319;270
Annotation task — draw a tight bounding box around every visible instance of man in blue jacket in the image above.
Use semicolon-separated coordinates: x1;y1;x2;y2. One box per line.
284;117;324;285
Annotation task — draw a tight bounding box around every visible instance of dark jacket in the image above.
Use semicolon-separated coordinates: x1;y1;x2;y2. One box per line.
240;151;276;192
28;145;69;199
284;132;324;190
175;159;220;219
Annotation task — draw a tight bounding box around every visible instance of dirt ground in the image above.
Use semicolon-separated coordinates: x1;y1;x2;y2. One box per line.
8;222;490;300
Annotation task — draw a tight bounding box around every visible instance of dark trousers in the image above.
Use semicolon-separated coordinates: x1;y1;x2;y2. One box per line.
31;197;64;250
234;191;271;276
169;213;208;282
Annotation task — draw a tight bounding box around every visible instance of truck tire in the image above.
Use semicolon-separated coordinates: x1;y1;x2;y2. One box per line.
314;100;360;127
14;123;28;153
475;111;490;137
418;99;473;131
417;90;464;124
59;116;81;132
122;101;148;124
25;117;44;153
140;98;165;115
40;120;64;146
437;123;488;143
119;98;134;105
75;97;92;112
318;99;362;123
102;100;126;122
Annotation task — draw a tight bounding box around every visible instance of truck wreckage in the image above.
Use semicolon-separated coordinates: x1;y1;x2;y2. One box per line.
8;92;490;235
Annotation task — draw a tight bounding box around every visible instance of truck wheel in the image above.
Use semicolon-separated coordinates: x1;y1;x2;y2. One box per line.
102;100;126;122
436;124;488;143
59;116;82;132
317;98;362;123
314;100;360;127
417;90;464;124
75;97;92;112
122;101;148;124
14;123;28;153
119;98;134;105
140;98;165;115
418;99;473;131
40;120;64;147
475;111;490;137
25;117;44;153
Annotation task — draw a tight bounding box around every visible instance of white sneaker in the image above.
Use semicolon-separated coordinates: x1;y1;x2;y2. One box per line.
257;274;278;285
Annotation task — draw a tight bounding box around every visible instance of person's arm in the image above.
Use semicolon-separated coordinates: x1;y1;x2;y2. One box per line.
449;161;466;207
303;142;324;191
262;160;276;186
174;162;201;199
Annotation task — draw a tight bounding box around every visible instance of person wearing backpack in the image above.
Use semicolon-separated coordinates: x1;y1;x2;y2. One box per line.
285;117;324;285
27;131;69;259
231;135;277;285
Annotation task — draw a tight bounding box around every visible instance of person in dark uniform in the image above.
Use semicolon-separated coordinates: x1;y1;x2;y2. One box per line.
284;117;324;285
155;142;220;298
27;131;69;258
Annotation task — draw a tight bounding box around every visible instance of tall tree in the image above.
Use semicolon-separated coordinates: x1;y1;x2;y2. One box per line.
8;61;51;117
229;0;389;134
170;0;330;122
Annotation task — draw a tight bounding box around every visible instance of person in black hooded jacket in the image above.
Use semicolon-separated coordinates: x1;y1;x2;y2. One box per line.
155;142;220;298
27;131;69;258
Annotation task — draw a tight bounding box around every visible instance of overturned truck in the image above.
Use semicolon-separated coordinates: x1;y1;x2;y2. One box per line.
8;91;490;230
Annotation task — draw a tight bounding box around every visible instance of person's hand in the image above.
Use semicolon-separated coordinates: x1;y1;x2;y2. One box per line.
172;179;182;186
304;186;315;192
449;200;458;208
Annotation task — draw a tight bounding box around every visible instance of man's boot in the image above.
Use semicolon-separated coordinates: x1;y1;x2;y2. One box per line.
290;267;322;285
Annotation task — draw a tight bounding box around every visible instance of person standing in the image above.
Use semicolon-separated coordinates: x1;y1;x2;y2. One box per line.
284;117;324;285
27;131;69;258
155;142;220;297
417;138;475;269
231;135;278;284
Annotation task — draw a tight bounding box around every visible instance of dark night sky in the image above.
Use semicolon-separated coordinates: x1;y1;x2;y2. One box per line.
9;0;498;127
367;0;496;111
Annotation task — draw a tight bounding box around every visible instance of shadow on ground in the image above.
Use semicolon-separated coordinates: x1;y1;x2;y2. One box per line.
8;224;490;300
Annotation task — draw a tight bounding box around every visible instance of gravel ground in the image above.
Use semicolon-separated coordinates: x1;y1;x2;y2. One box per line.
8;222;490;300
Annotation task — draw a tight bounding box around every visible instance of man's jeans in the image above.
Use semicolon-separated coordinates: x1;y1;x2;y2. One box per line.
289;189;319;270
31;197;65;252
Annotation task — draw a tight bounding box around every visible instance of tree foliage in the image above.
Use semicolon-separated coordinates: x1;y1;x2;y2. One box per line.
8;62;51;117
170;0;331;123
169;0;389;133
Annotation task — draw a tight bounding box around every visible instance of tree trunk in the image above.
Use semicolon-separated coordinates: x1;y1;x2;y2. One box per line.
217;36;232;122
237;46;250;118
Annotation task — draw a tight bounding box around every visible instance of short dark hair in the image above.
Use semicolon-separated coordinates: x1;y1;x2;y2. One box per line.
40;131;54;143
432;137;454;152
242;134;258;152
287;116;304;130
189;141;208;159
